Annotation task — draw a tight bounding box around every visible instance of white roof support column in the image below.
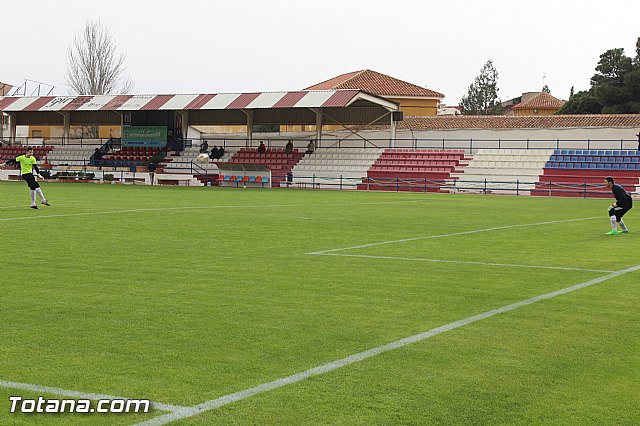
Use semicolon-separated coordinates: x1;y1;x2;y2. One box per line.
242;109;254;146
177;111;189;138
311;107;323;145
0;113;4;140
8;112;17;144
390;114;397;148
58;112;70;144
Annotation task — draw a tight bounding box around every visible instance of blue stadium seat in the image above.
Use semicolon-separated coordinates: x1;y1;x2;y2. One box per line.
589;163;596;169
613;150;622;156
571;156;578;162
581;163;589;169
578;156;585;162
612;164;620;170
592;156;600;162
547;162;556;168
604;163;612;170
597;163;604;169
632;157;639;163
554;149;560;154
560;149;568;155
559;163;566;168
568;149;576;155
605;150;613;156
620;164;628;170
248;176;256;183
597;150;605;156
623;157;631;163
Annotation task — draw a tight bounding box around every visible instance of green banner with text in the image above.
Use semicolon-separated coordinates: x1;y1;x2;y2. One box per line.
122;126;167;147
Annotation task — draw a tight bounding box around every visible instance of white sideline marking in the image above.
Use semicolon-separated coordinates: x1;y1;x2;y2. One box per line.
313;253;614;273
136;264;640;426
0;380;187;412
308;217;601;255
0;199;428;222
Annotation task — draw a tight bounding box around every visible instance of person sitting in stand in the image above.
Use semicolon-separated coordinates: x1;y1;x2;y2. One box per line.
200;140;209;153
218;146;225;159
257;141;266;154
285;140;294;154
305;139;315;155
211;146;220;160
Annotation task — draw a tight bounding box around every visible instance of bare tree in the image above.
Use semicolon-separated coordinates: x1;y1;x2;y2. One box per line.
66;20;134;95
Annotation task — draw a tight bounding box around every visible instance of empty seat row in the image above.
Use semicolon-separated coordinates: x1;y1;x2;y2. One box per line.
551;155;639;163
547;162;640;170
555;149;639;156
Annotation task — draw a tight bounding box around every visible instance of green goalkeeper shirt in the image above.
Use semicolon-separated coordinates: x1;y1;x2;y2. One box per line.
15;155;37;175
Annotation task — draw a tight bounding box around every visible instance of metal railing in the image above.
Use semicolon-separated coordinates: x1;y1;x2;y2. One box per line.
2;136;638;151
169;137;640;152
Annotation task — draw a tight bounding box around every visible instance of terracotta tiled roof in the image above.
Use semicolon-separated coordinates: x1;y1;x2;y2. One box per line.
305;69;444;99
367;115;640;130
512;92;565;110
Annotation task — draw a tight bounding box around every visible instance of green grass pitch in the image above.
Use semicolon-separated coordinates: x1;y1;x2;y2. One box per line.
1;181;638;425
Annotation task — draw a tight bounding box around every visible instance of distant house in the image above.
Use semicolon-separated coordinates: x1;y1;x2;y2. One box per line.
0;82;12;96
275;69;446;132
506;92;565;116
305;69;444;117
437;105;462;116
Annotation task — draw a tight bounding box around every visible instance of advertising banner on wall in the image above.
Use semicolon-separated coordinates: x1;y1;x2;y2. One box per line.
122;126;167;147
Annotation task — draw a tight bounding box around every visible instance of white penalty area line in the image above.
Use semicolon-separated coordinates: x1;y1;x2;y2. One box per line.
313;253;614;273
0;380;187;413
0;199;429;222
308;216;602;255
136;264;640;426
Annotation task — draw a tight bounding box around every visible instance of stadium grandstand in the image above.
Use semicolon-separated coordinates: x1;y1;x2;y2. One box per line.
1;76;639;196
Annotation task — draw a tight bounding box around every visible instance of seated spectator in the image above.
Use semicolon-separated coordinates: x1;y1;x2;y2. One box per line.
305;140;315;155
285;140;294;154
218;146;225;159
257;141;266;154
200;140;209;153
211;146;220;159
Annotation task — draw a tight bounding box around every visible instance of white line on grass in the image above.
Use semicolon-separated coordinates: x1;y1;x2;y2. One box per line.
135;264;640;426
0;199;429;222
0;380;187;412
312;253;614;273
308;216;601;254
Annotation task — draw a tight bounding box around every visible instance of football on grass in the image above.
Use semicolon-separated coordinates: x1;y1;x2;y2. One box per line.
196;153;210;163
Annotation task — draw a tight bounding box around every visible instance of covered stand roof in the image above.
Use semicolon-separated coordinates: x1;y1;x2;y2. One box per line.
0;90;398;126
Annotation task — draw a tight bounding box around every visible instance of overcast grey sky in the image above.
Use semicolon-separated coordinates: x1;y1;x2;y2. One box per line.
3;0;639;104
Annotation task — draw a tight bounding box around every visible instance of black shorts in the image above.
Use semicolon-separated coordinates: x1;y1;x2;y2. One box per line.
22;173;40;190
608;202;632;221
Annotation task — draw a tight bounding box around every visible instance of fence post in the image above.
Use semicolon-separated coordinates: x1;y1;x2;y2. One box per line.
526;138;529;149
549;180;552;197
584;182;587;199
621;139;624;150
340;175;343;190
313;174;316;189
498;138;501;149
484;178;487;195
442;138;445;149
557;138;559;150
587;139;590;150
470;138;473;152
424;177;427;193
396;176;399;192
516;179;519;196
